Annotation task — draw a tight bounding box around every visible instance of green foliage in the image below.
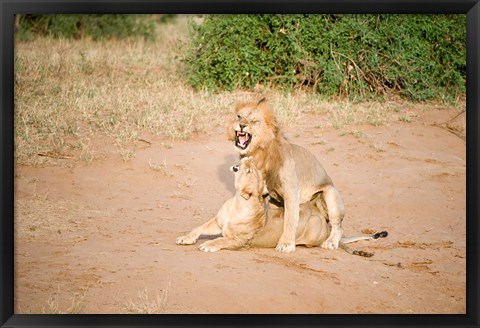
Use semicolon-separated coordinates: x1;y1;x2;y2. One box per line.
17;14;156;41
184;14;466;101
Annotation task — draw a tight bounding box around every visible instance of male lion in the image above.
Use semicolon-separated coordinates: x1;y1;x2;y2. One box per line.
176;157;387;255
227;98;345;253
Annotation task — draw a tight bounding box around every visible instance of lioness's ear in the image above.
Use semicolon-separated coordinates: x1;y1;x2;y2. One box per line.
240;189;251;200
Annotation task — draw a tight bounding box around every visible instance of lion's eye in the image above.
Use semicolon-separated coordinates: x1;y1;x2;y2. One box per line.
237;115;242;119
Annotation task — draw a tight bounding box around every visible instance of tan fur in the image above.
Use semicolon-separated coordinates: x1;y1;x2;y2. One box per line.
229;98;345;252
175;158;267;252
176;157;386;255
249;202;331;249
175;157;330;251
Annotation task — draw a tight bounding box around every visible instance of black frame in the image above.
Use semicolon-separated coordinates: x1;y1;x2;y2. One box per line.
1;1;478;327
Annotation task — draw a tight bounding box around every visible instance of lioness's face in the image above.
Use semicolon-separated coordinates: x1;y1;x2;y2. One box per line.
231;106;273;155
230;157;265;199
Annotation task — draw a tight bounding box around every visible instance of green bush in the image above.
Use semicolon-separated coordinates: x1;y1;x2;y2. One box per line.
17;14;156;41
184;14;466;101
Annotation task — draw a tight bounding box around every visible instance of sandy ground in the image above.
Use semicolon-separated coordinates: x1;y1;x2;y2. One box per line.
14;106;466;314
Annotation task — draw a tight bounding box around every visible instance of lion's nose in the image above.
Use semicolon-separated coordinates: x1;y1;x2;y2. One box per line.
239;124;246;131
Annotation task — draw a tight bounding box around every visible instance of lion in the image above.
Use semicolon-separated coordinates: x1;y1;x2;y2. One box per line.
175;157;268;252
176;157;387;255
227;98;345;253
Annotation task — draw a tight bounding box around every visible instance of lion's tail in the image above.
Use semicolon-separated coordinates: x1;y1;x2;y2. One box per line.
338;230;388;257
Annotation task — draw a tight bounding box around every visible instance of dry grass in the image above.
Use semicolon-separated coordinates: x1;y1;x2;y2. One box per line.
148;158;173;176
14;15;465;166
125;280;171;314
41;287;85;314
14;17;252;166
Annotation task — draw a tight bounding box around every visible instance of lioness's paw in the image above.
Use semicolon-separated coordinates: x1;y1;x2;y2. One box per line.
198;241;220;252
176;235;197;245
275;242;296;253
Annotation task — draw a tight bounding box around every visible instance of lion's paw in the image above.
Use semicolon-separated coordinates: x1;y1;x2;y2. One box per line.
275;242;296;253
321;237;340;250
321;228;343;250
176;235;197;245
198;241;220;252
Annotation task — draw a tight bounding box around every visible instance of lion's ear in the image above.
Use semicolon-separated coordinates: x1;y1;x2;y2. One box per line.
257;97;267;106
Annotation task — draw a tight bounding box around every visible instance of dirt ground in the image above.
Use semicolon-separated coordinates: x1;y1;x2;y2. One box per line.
14;106;466;314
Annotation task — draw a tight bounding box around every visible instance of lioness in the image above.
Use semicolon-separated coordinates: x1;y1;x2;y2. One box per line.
176;157;387;255
227;98;345;253
176;157;268;252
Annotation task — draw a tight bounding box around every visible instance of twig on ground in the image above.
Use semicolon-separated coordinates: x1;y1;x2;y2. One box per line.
38;152;74;160
432;110;466;141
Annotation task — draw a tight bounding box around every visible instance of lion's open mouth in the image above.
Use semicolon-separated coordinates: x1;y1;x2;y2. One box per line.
235;131;252;150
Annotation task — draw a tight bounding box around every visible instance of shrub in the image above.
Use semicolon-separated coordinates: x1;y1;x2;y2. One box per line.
17;14;156;41
183;14;466;101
